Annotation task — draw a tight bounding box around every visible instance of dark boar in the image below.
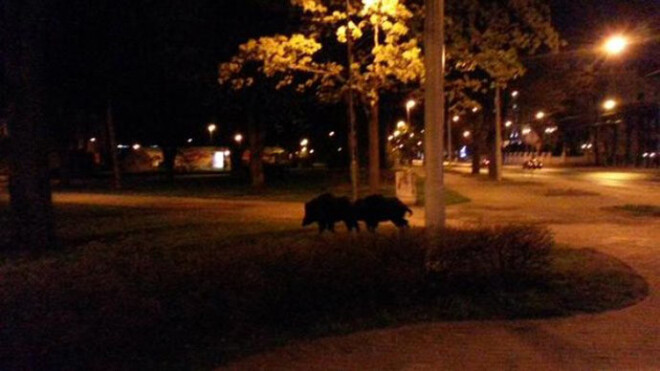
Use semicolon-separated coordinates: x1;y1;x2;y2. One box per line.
302;193;359;233
355;194;413;232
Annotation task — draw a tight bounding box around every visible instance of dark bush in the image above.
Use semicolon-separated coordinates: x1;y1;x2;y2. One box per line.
427;225;553;290
0;225;554;368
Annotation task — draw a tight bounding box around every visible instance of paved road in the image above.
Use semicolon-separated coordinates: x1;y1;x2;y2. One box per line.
216;169;660;371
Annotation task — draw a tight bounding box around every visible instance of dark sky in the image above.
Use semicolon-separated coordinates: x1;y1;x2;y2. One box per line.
9;0;656;147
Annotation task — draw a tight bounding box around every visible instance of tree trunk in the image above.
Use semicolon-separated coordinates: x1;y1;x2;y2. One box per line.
346;0;359;201
162;147;177;182
4;0;55;251
247;111;265;189
368;95;380;193
106;101;121;188
424;0;446;234
490;86;503;181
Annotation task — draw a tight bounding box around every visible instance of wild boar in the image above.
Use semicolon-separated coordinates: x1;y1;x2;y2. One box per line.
302;193;359;233
354;194;413;232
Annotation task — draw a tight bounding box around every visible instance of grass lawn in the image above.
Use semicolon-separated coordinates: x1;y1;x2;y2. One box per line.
605;204;660;217
52;169;470;205
0;202;648;369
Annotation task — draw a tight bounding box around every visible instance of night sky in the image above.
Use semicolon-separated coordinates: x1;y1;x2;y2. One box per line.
6;0;658;149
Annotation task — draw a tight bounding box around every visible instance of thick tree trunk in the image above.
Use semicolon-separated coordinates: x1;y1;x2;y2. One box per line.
424;0;446;234
4;0;55;251
368;95;380;193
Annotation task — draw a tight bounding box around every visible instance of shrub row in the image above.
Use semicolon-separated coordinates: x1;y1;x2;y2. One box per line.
0;225;552;369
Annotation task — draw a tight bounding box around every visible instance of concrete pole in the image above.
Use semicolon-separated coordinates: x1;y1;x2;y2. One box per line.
424;0;446;234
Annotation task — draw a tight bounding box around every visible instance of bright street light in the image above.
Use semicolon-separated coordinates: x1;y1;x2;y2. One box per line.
505;120;513;128
300;138;309;147
463;131;471;138
603;35;628;56
472;107;479;113
207;124;217;142
522;127;532;135
89;137;96;143
405;100;416;127
132;143;141;150
452;115;460;122
393;130;401;137
406;100;416;110
397;120;406;129
535;111;546;120
234;133;243;144
511;91;519;98
329;131;335;137
603;99;617;111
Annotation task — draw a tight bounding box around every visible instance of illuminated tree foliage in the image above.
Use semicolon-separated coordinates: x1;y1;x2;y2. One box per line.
219;0;424;192
218;0;560;183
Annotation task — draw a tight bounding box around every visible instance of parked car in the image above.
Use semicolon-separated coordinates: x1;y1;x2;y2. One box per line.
523;158;543;170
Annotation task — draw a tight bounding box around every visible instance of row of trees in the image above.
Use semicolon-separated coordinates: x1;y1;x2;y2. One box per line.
218;0;560;192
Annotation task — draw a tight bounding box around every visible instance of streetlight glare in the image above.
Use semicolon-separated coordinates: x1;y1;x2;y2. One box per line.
393;130;401;137
511;91;519;98
234;134;243;144
397;120;406;129
452;115;460;122
207;124;217;133
300;138;309;147
406;100;416;110
472;107;479;113
535;111;546;120
505;120;513;128
329;131;335;137
603;99;617;111
604;35;628;55
463;131;471;138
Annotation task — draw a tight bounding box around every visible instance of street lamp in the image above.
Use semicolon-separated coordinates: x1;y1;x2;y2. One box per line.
329;131;335;137
234;133;243;144
511;91;519;98
603;35;628;56
463;130;471;138
405;99;416;126
452;115;460;123
397;120;406;129
535;111;546;120
300;138;309;147
505;120;513;128
207;124;217;143
603;99;617;111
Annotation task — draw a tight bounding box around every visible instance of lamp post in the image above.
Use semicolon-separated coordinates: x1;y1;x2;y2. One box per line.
406;99;416;126
207;124;217;143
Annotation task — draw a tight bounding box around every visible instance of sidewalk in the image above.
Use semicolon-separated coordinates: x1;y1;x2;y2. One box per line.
221;172;660;370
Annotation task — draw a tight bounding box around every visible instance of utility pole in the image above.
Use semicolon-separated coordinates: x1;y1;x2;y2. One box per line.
424;0;446;234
